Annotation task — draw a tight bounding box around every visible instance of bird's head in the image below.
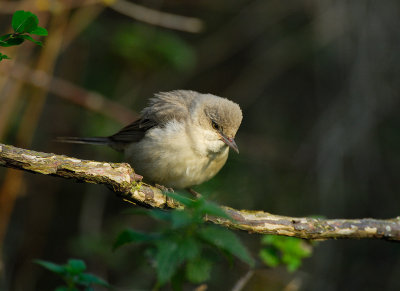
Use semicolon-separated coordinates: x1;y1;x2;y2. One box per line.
195;95;243;154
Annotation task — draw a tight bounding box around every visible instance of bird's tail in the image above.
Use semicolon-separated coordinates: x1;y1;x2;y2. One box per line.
55;136;110;146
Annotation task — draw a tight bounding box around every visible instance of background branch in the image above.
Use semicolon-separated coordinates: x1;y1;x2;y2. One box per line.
0;63;138;124
109;0;204;33
0;0;204;34
1;143;399;241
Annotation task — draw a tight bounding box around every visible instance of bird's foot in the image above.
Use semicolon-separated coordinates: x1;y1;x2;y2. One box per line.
155;184;174;193
186;188;202;198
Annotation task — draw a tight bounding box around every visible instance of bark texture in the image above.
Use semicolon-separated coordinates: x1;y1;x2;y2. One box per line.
1;143;399;241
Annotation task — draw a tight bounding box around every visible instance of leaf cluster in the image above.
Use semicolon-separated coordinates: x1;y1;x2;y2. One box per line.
114;192;254;289
0;10;48;61
34;259;111;291
259;235;313;272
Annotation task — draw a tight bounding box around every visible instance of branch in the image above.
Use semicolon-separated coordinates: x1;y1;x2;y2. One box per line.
0;0;203;33
108;0;204;33
1;143;399;241
0;63;137;125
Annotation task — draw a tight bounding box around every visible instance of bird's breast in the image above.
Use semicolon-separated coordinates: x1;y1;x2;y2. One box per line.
124;121;229;188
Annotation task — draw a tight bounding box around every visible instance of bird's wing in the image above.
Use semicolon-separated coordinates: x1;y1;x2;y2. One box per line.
141;90;195;124
109;118;157;144
108;90;196;148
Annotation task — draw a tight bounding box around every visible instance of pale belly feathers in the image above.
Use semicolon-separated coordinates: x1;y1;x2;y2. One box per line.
124;120;229;188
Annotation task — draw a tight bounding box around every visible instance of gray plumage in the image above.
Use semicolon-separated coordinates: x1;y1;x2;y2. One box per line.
59;90;243;188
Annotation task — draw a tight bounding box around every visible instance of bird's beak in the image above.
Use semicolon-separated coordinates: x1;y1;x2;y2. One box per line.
219;132;239;154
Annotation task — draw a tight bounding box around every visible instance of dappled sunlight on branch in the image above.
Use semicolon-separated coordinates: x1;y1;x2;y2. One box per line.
1;143;399;241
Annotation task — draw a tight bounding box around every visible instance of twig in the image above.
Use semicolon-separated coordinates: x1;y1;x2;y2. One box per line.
231;270;254;291
1;143;400;241
0;0;203;33
0;63;137;124
109;0;204;33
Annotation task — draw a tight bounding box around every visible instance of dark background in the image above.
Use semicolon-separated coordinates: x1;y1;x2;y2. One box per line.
1;0;400;290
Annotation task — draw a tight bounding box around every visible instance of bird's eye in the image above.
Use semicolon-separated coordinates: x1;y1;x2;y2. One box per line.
212;121;220;131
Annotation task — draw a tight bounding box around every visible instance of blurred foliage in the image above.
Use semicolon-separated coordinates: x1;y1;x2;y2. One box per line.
113;24;196;72
259;235;313;272
0;52;11;61
2;1;400;291
34;259;110;291
0;10;48;60
114;192;254;289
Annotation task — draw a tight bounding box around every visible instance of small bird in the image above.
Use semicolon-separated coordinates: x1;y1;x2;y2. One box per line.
59;90;243;189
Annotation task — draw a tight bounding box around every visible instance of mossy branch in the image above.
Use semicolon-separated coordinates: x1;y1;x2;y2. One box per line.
1;143;399;241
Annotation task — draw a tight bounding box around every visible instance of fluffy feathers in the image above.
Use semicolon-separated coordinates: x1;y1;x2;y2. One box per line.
59;90;243;188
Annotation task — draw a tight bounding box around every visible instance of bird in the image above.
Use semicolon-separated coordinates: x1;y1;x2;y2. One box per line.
58;90;243;190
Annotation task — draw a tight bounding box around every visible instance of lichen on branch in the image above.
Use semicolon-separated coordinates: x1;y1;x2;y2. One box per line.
1;143;399;241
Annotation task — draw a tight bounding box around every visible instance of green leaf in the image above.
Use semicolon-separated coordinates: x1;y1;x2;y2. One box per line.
170;271;185;291
260;235;313;272
123;208;172;221
198;226;254;267
55;286;74;291
19;34;43;46
146;209;172;221
171;210;193;228
198;200;232;220
185;257;212;283
30;26;48;36
282;254;302;272
113;229;158;249
176;237;201;261
78;273;111;288
0;53;11;61
66;259;86;275
12;10;39;33
34;259;66;275
165;192;195;207
259;248;280;268
0;35;25;47
155;239;182;285
0;34;13;41
262;235;312;258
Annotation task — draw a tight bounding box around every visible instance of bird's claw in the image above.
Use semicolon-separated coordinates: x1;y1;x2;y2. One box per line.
186;188;202;198
155;184;174;193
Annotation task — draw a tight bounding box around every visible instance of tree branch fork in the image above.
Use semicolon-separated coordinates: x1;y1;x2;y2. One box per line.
1;143;399;241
